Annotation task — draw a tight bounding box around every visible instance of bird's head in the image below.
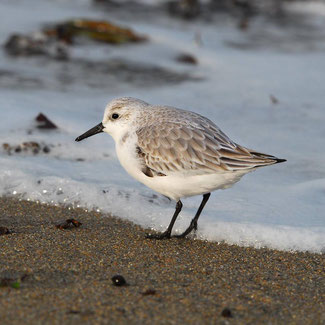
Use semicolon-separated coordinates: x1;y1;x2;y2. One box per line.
75;97;148;142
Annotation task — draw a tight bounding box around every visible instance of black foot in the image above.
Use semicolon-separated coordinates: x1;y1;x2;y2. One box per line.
145;230;171;240
174;220;197;238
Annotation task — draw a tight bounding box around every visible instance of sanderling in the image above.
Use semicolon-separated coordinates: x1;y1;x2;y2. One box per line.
76;97;286;239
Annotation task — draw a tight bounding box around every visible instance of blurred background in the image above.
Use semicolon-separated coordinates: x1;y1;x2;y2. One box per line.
0;0;324;252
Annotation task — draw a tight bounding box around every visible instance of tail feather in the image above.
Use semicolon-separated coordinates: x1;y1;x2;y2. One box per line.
248;151;286;167
218;144;286;171
274;158;287;163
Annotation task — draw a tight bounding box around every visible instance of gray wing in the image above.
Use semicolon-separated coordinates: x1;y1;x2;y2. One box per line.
136;116;280;176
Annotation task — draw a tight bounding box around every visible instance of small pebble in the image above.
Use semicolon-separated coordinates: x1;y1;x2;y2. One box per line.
0;278;20;289
35;113;58;129
111;275;127;286
221;307;233;318
270;94;279;104
176;53;198;65
55;218;82;230
67;310;81;314
141;288;156;296
0;227;11;235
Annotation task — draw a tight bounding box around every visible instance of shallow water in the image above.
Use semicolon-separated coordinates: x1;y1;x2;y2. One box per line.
0;0;324;252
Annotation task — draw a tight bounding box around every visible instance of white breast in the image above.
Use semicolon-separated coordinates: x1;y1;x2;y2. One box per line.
115;134;145;184
115;133;249;201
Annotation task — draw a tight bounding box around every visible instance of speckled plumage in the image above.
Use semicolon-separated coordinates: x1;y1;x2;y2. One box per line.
135;105;280;175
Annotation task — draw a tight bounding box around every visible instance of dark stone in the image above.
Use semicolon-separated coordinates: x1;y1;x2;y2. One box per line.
176;53;198;65
0;227;11;235
111;275;127;286
55;219;82;230
141;288;156;296
221;307;233;318
35;113;58;129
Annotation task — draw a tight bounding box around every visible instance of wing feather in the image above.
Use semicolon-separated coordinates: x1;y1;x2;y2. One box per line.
136;116;280;176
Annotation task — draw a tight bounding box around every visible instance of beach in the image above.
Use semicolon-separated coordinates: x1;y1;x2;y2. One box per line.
0;197;324;324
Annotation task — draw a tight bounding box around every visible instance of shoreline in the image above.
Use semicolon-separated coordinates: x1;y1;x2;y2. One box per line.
0;197;324;324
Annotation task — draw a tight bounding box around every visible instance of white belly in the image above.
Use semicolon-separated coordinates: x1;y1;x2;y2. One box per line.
141;171;248;201
116;138;249;201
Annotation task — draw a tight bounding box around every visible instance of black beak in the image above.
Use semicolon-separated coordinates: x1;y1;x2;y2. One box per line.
75;122;104;142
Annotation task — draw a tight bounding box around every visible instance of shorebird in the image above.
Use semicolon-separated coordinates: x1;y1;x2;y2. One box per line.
76;97;285;239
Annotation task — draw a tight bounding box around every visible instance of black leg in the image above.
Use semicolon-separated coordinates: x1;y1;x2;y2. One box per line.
175;193;211;238
146;200;183;239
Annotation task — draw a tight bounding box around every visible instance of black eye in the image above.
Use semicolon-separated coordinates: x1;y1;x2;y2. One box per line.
112;113;119;119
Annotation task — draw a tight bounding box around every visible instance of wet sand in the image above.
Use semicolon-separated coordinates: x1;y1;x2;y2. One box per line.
0;197;324;324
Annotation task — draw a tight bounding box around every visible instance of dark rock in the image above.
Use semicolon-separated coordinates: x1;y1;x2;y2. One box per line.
2;142;53;156
55;219;82;230
36;113;58;129
270;94;279;104
111;275;127;286
221;307;233;318
0;227;11;235
4;32;69;59
0;277;20;289
4;34;47;56
141;288;156;296
176;53;198;65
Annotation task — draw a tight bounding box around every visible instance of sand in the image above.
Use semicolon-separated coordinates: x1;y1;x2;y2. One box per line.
0;197;324;324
